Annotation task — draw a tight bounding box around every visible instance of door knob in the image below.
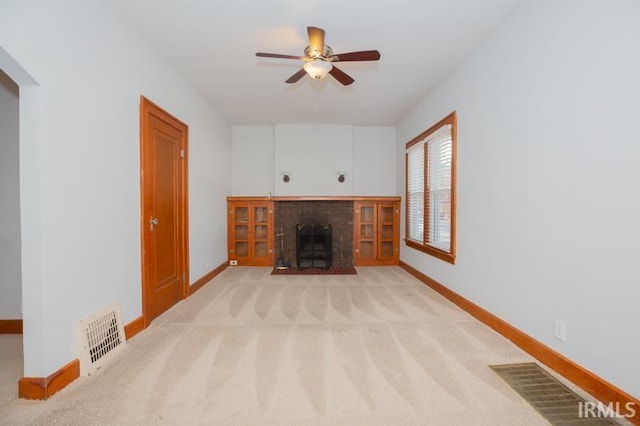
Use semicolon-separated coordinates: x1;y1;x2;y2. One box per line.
150;217;160;231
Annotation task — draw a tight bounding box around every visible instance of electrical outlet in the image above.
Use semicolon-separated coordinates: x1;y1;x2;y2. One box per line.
554;320;566;342
229;260;238;266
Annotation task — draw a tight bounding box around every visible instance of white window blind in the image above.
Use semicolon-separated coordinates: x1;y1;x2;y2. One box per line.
426;124;452;251
406;144;424;243
405;123;452;252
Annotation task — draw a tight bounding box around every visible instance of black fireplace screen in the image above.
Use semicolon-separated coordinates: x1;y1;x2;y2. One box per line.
296;224;332;269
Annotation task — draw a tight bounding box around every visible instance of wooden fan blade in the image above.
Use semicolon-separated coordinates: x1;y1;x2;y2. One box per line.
329;66;354;86
307;26;325;54
328;50;381;62
285;68;307;84
256;52;305;60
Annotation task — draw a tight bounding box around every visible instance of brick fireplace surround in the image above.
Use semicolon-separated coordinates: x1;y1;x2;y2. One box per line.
274;200;354;267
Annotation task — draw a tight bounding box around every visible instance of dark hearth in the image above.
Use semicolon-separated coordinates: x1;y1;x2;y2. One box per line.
271;265;357;275
274;201;354;268
296;223;332;269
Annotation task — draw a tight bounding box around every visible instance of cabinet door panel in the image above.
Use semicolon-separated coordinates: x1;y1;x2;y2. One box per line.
235;207;249;223
254;241;268;258
235;242;249;257
354;202;377;264
360;241;375;259
235;225;249;240
254;224;268;239
250;203;272;265
376;203;399;263
254;206;268;223
381;224;393;239
380;206;394;224
380;241;394;258
361;224;374;239
361;206;374;223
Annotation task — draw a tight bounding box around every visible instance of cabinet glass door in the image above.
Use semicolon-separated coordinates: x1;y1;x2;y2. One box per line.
253;205;269;259
358;204;375;261
233;206;249;257
378;205;396;260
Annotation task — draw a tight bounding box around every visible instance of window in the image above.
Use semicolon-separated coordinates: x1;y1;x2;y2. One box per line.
405;111;456;263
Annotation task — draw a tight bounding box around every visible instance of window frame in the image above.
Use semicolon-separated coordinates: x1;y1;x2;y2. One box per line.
404;111;457;264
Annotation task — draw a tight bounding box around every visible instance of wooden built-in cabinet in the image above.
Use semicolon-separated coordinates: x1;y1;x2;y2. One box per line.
354;200;400;265
227;198;274;266
227;196;400;267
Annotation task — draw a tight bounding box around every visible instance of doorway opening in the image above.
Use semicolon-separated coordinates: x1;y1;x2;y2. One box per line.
0;64;22;400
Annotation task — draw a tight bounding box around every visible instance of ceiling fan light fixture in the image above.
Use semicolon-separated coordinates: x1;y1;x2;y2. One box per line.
303;58;332;80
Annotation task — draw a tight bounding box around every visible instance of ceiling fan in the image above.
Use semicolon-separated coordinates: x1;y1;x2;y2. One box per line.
256;26;381;86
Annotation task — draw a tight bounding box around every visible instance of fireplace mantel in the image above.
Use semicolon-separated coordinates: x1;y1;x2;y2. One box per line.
229;195;401;202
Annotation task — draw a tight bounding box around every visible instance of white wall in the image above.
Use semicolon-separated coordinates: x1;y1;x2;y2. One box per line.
232;124;396;196
275;124;353;196
397;0;640;398
353;127;396;196
231;125;274;196
184;95;231;282
0;0;231;376
0;69;22;319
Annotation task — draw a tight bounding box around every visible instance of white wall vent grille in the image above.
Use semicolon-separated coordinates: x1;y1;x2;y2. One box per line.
76;304;127;376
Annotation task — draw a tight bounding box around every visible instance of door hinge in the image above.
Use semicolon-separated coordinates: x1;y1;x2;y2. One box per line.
180;149;185;158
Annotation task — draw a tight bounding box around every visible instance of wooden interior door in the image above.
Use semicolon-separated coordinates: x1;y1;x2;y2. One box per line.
140;97;189;325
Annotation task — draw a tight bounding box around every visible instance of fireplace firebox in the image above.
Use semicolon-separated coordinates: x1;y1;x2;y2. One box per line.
296;223;332;269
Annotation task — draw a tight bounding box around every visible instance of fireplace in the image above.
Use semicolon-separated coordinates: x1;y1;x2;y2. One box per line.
296;223;332;269
274;201;353;268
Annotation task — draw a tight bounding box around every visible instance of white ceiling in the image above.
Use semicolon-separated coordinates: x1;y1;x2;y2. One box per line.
104;0;526;126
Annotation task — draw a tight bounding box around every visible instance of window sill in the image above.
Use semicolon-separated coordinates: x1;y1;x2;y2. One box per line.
405;239;456;264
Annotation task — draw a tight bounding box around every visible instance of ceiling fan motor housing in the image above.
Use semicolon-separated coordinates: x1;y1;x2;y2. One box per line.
304;45;333;60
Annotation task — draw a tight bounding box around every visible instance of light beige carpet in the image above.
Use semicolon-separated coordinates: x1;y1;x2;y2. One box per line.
0;334;22;405
1;266;551;425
